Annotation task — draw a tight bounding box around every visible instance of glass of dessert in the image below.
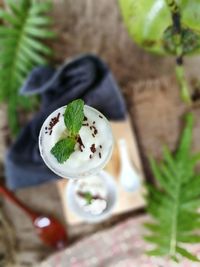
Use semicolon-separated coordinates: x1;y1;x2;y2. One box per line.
39;99;117;222
67;171;117;223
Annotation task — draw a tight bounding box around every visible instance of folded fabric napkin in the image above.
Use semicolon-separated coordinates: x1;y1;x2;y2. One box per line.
5;54;126;190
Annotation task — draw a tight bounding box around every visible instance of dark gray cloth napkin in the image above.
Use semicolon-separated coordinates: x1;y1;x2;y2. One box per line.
5;54;126;190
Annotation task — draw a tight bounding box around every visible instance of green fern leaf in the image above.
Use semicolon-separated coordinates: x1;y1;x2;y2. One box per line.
0;10;21;26
0;26;19;36
26;16;53;26
22;37;52;55
176;247;199;262
145;113;200;262
0;0;54;135
30;2;53;15
147;248;169;257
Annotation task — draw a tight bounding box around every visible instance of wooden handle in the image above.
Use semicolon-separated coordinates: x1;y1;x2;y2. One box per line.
0;186;38;220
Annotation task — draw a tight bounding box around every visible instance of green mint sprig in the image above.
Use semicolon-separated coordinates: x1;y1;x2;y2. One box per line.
51;137;76;163
64;99;85;136
50;99;84;163
83;192;93;205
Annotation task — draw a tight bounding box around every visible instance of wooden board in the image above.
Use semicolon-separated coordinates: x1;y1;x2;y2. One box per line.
57;116;146;224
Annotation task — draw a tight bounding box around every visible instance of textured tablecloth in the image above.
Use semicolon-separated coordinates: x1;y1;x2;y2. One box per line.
38;216;200;267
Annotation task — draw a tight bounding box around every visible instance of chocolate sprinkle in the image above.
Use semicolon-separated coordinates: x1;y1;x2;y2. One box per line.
77;135;85;152
99;152;102;158
89;154;92;159
82;123;89;126
90;144;96;153
89;125;98;137
84;116;88;121
93;121;95;124
99;115;103;119
46;112;60;135
100;145;102;149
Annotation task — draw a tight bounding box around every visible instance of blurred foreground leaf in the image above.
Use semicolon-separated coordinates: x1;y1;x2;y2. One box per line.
145;113;200;262
0;0;55;135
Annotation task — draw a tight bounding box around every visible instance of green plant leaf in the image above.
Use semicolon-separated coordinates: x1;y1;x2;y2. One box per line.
176;246;199;262
30;1;52;15
50;99;85;163
64;99;84;136
5;0;23;17
20;44;47;65
0;26;19;37
0;0;54;134
180;198;200;211
26;16;53;26
178;234;200;243
147;248;168;257
163;26;200;55
22;36;52;55
149;157;175;196
83;192;93;204
50;137;76;164
0;10;21;26
145;113;200;261
24;27;55;38
181;176;200;201
176;113;193;160
118;0;200;55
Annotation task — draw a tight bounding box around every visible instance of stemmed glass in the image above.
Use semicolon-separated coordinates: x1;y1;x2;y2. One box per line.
39;105;117;223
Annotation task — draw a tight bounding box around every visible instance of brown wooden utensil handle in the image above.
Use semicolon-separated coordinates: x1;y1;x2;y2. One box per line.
0;186;38;220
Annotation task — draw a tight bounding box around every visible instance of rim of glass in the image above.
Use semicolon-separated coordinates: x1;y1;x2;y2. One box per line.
39;105;114;179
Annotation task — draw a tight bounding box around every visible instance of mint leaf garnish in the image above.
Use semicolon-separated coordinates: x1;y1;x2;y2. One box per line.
50;99;85;163
50;137;76;163
84;192;93;205
64;99;84;136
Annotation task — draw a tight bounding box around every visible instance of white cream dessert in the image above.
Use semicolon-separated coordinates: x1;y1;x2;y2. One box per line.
74;175;107;215
39;104;113;178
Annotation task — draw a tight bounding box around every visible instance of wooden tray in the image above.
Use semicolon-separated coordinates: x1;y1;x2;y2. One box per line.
57;116;145;225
